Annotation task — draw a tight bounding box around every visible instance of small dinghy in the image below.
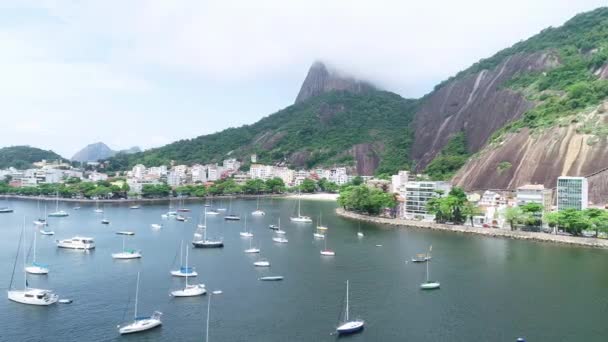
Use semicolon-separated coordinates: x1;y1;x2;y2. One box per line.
40;229;55;235
58;298;73;304
259;276;284;281
212;290;222;295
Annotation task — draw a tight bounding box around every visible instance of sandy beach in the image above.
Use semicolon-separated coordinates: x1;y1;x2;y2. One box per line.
284;193;339;201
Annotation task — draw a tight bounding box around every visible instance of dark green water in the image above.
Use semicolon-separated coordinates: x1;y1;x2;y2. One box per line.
1;198;607;341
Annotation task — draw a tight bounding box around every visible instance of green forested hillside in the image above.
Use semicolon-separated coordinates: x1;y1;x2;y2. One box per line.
0;146;65;169
106;90;417;174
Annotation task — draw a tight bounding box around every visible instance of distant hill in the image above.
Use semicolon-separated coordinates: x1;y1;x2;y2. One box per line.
0;146;65;169
71;142;141;162
105;63;417;176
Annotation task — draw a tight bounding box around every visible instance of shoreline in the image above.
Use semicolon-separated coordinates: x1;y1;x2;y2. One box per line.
1;192;338;204
336;208;608;249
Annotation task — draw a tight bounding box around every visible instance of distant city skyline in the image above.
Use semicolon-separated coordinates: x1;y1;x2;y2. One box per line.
1;0;605;157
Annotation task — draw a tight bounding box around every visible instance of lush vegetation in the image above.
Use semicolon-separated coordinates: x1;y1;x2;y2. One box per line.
337;184;396;215
0;146;66;169
104;91;417;175
545;208;608;236
0;178;129;199
424;132;469;180
426;187;479;225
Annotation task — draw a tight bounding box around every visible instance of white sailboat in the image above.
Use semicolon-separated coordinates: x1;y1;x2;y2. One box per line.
239;216;253;238
275;217;286;235
320;236;335;256
290;192;312;223
94;199;103;213
38;204;55;235
171;245;206;297
244;238;260;254
33;200;47;226
357;222;364;238
112;235;142;259
251;196;265;216
8;221;58;305
48;192;68;217
192;209;224;248
171;241;198;277
313;216;325;239
253;259;271;267
317;212;328;231
224;198;240;221
336;280;364;335
118;272;162;334
151;223;162;229
25;230;49;275
420;254;440;290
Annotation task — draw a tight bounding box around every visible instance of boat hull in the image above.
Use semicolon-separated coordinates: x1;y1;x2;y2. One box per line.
112;252;142;259
259;276;284;281
224;216;241;221
171;285;206;297
420;282;440;290
337;321;365;335
192;241;224;248
290;217;312;223
170;270;198;277
25;265;49;275
7;289;58;306
119;318;162;334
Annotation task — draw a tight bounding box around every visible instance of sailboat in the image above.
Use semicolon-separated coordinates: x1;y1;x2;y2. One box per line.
171;245;206;297
224;198;240;221
8;221;58;305
177;196;190;212
118;272;162;334
25;230;49;274
275;217;286;235
412;245;432;263
420;253;440;290
336;280;364;335
290;192;312;223
251;196;265;216
253;258;271;267
239;217;253;237
316;212;328;231
151;223;162;229
0;196;13;213
313;217;325;239
357;222;364;238
48;192;68;217
272;232;288;243
112;235;142;259
171;241;198;277
129;203;141;209
33;199;47;226
94;199;103;213
192;209;224;248
320;236;335;256
244;238;260;254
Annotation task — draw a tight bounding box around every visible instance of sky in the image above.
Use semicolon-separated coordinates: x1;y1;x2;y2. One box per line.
1;0;606;158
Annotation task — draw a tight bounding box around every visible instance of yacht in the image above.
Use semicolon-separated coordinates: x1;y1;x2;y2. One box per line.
176;215;186;222
272;234;288;243
420;253;440;290
316;212;328;231
94;200;103;213
336;280;364;335
224;214;240;221
39;228;55;235
56;236;95;250
116;231;135;236
118;272;162;334
0;207;13;213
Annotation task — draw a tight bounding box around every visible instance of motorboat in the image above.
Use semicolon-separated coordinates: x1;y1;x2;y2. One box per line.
33;219;47;226
56;236;95;250
176;215;186;222
313;232;325;239
101;219;110;224
118;273;162;334
0;207;14;213
259;276;284;281
253;260;270;267
269;224;279;230
411;254;429;263
336;280;364;335
116;231;135;236
357;232;365;238
177;208;191;212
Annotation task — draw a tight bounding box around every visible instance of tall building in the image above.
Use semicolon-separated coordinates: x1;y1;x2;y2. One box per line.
516;184;552;210
557;176;588;210
403;181;451;220
223;158;241;171
191;164;207;183
249;164;274;181
131;164;146;179
391;171;409;193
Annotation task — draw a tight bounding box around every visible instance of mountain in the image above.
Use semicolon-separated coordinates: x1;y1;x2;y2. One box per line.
71;142;141;162
412;7;608;203
295;61;376;104
105;64;417;175
0;146;65;169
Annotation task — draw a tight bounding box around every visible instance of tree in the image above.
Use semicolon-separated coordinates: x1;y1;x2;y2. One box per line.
351;176;363;186
299;179;316;193
265;177;286;193
243;179;267;194
504;206;524;231
317;178;339;193
520;202;544;229
338;185;395;215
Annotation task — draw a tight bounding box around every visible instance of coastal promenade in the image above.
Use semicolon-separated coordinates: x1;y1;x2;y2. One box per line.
336;208;608;249
1;193;287;204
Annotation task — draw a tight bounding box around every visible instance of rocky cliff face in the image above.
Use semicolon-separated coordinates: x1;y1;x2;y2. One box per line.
452;102;608;204
411;52;559;169
295;61;376;104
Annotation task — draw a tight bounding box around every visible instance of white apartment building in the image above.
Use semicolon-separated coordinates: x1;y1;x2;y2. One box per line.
207;164;223;181
148;166;168;177
173;165;188;178
557;176;588;211
294;170;309;186
479;190;506;208
273;166;295;186
132;164;146;179
516;184;552;210
127;178;161;194
167;171;182;187
223;158;241;171
403;181;451;220
191;164;207;183
391;171;410;193
89;172;109;182
249;164;274;181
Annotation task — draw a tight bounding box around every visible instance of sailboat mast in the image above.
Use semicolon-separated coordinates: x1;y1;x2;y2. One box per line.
426;259;430;282
345;280;349;322
205;294;212;342
298;194;301;217
122;236;126;252
22;218;26;289
203;208;208;241
185;243;189;286
180;240;184;266
33;229;37;263
134;272;140;319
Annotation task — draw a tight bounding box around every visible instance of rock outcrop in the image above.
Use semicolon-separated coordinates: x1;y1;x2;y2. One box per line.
295;61;376;104
453;103;608;204
71;142;141;162
411;52;559;169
